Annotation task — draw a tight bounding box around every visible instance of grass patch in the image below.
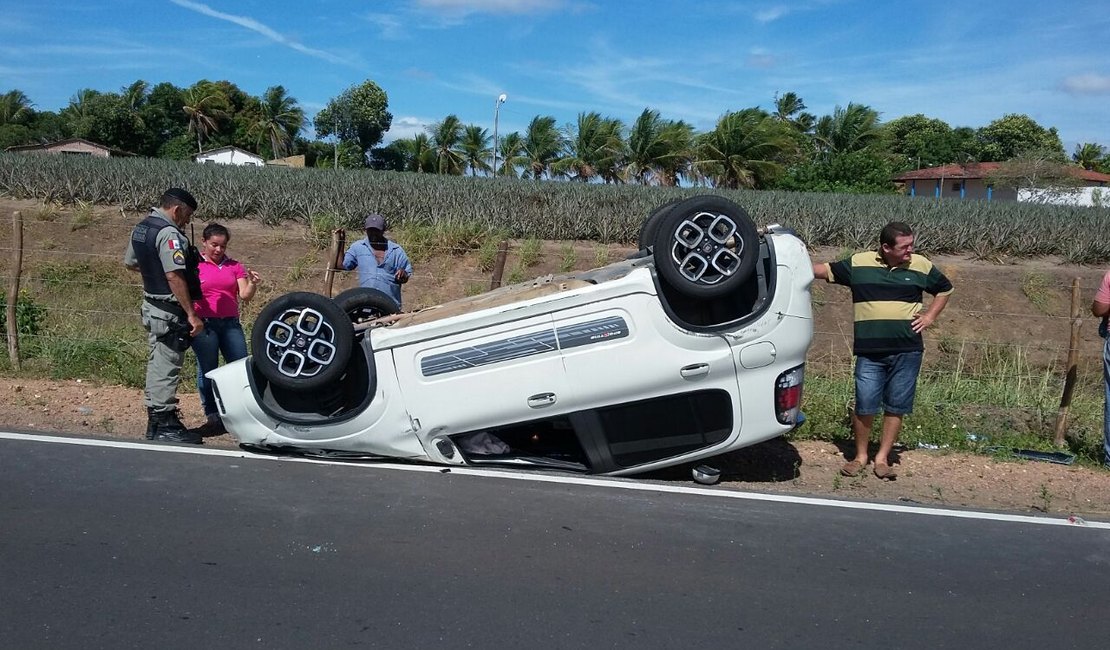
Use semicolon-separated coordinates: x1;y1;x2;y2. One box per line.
519;238;543;268
1020;270;1055;315
559;243;577;272
303;212;342;250
792;342;1105;465
397;222;491;264
70;200;99;231
286;253;318;283
594;243;611;267
477;236;506;273
34;202;60;222
34;337;147;387
505;265;526;285
36;261;123;289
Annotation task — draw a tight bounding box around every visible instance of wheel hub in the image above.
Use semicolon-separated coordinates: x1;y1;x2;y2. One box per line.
670;211;745;285
262;308;338;379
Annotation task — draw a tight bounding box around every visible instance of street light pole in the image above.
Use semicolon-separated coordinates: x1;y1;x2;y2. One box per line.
493;93;507;177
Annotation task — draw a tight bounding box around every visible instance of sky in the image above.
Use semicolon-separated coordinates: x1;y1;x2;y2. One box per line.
2;0;1109;153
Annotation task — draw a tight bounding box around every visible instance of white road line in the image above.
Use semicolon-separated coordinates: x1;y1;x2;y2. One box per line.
3;430;1108;530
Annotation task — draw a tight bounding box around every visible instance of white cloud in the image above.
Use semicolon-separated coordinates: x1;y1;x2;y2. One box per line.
383;116;434;143
754;6;789;23
364;13;407;40
747;0;848;25
1059;73;1110;95
169;0;351;65
522;37;744;126
746;47;779;69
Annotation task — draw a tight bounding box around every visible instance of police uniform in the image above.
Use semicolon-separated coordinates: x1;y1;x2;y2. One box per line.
124;204;200;439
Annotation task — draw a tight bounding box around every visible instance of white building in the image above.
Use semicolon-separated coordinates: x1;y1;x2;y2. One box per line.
1018;186;1108;207
195;146;265;167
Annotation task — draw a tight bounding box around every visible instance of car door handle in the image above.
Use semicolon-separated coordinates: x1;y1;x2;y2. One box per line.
527;392;557;408
680;364;710;379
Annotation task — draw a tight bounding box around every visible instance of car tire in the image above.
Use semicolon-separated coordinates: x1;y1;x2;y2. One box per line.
637;198;683;251
250;291;354;391
333;287;400;323
651;195;760;299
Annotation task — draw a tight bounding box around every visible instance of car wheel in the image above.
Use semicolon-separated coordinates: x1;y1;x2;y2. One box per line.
651;195;759;298
250;291;354;391
332;287;400;324
637;198;682;251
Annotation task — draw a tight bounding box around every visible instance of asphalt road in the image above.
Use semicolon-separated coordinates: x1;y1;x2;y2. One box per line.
1;432;1108;649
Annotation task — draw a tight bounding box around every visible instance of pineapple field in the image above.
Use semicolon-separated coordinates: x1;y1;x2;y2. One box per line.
4;153;1110;262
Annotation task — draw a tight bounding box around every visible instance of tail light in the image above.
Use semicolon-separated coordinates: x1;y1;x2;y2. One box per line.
775;364;805;425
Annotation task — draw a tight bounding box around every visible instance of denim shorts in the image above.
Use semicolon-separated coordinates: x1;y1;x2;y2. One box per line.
854;351;923;416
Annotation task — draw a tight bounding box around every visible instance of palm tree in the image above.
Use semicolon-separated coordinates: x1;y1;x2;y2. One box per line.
521;115;563;180
65;89;98;123
596;116;627;184
459;124;491;176
390;134;436;173
428;114;465;175
772;92;804;122
250;85;305;159
1073;143;1106;171
120;80;148;127
813;103;881;156
772;91;816;135
497;132;525;178
625;108;695;186
695;108;794;189
656;121;696;186
553;112;625;182
0;89;34;125
182;84;229;154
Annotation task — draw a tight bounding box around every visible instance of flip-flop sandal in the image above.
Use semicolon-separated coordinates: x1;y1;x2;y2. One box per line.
874;463;897;479
840;460;867;477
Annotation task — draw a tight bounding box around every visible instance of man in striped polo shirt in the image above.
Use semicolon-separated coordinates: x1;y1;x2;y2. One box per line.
813;222;953;479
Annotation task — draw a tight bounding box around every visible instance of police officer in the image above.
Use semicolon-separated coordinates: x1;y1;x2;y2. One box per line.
123;188;205;443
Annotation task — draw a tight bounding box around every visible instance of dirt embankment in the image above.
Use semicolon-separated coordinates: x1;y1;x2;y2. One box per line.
2;197;1109;520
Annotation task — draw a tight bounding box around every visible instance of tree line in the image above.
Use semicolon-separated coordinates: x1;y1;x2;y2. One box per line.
2;80;1108;194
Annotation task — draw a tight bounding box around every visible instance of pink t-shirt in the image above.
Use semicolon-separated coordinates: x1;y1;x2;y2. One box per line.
194;256;247;318
1096;270;1110;305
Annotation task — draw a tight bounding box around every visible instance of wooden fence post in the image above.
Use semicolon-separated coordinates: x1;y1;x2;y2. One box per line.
489;240;509;291
323;228;346;298
1053;277;1082;446
6;211;23;370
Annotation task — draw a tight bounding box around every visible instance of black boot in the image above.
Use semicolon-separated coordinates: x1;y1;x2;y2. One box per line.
194;415;227;437
145;407;157;440
150;410;202;444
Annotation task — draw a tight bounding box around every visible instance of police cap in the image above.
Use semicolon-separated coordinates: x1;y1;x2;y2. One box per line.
162;188;198;211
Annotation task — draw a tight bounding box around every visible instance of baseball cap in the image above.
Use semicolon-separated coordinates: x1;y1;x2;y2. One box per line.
363;213;386;230
162;187;198;211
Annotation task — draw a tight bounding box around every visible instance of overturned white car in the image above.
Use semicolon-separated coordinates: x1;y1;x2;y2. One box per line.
208;196;815;477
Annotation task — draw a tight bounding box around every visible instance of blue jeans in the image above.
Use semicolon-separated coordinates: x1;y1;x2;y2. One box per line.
1102;338;1110;466
854;351;923;416
191;317;248;418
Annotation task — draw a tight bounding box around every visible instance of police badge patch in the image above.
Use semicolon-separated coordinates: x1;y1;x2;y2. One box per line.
173;250;186;265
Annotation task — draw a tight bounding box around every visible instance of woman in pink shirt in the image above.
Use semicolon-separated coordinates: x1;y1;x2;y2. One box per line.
191;223;262;434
